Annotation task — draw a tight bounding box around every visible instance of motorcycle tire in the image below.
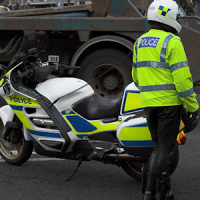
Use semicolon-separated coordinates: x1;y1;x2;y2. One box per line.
76;48;132;98
121;161;145;181
0;119;33;165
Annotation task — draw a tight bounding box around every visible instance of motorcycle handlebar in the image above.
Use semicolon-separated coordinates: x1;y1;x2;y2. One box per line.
59;64;80;70
12;62;80;81
17;62;36;79
19;69;33;78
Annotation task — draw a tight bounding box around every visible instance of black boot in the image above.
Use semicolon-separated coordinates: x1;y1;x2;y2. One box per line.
166;190;175;200
156;172;175;200
142;172;156;200
142;192;156;200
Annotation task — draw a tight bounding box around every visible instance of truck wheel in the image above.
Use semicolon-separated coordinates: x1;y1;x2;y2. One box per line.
0;120;33;165
77;49;132;98
121;161;143;181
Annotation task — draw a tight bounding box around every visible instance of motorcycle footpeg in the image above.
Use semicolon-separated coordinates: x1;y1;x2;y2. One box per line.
87;151;98;161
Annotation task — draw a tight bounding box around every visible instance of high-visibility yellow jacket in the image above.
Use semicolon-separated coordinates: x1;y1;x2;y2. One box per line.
132;29;199;112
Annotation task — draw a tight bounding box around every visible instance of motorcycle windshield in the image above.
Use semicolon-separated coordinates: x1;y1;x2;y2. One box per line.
6;31;48;72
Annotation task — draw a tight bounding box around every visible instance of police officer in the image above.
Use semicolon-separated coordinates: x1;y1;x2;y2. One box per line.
132;0;199;199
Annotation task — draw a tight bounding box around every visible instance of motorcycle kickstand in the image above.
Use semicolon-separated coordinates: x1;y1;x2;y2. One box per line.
65;155;83;181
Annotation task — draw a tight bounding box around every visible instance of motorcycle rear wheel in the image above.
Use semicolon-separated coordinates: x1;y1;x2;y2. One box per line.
0;119;33;165
121;161;145;181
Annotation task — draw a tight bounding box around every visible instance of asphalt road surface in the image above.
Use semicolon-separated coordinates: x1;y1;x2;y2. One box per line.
1;98;200;200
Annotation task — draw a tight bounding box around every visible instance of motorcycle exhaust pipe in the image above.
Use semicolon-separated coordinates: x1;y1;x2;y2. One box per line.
105;153;149;162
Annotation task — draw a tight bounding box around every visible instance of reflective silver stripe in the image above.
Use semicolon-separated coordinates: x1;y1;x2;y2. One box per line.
178;88;194;98
140;84;176;92
160;35;173;63
132;62;136;68
136;61;169;69
135;38;139;62
170;61;188;72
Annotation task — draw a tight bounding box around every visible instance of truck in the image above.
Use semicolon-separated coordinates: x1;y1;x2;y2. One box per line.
0;0;199;97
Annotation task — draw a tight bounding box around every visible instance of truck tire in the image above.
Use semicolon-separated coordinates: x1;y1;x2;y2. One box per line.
0;119;33;165
77;48;132;98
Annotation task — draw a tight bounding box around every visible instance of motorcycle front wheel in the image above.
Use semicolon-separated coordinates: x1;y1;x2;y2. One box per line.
121;161;145;181
0;119;33;165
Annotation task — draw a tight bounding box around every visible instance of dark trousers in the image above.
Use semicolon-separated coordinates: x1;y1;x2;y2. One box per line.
144;105;182;178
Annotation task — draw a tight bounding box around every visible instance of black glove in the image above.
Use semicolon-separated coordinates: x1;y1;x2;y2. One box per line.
187;109;199;123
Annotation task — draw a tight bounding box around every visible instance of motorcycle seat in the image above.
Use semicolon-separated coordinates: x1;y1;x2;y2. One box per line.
73;94;122;120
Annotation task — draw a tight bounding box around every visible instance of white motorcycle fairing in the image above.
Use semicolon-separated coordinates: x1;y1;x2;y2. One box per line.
35;77;94;113
30;77;94;153
0;105;33;141
117;82;154;157
0;105;14;126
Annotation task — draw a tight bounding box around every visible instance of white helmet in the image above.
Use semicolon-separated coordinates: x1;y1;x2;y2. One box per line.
147;0;186;34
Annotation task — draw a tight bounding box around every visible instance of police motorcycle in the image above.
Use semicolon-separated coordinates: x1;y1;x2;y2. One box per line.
0;32;187;181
